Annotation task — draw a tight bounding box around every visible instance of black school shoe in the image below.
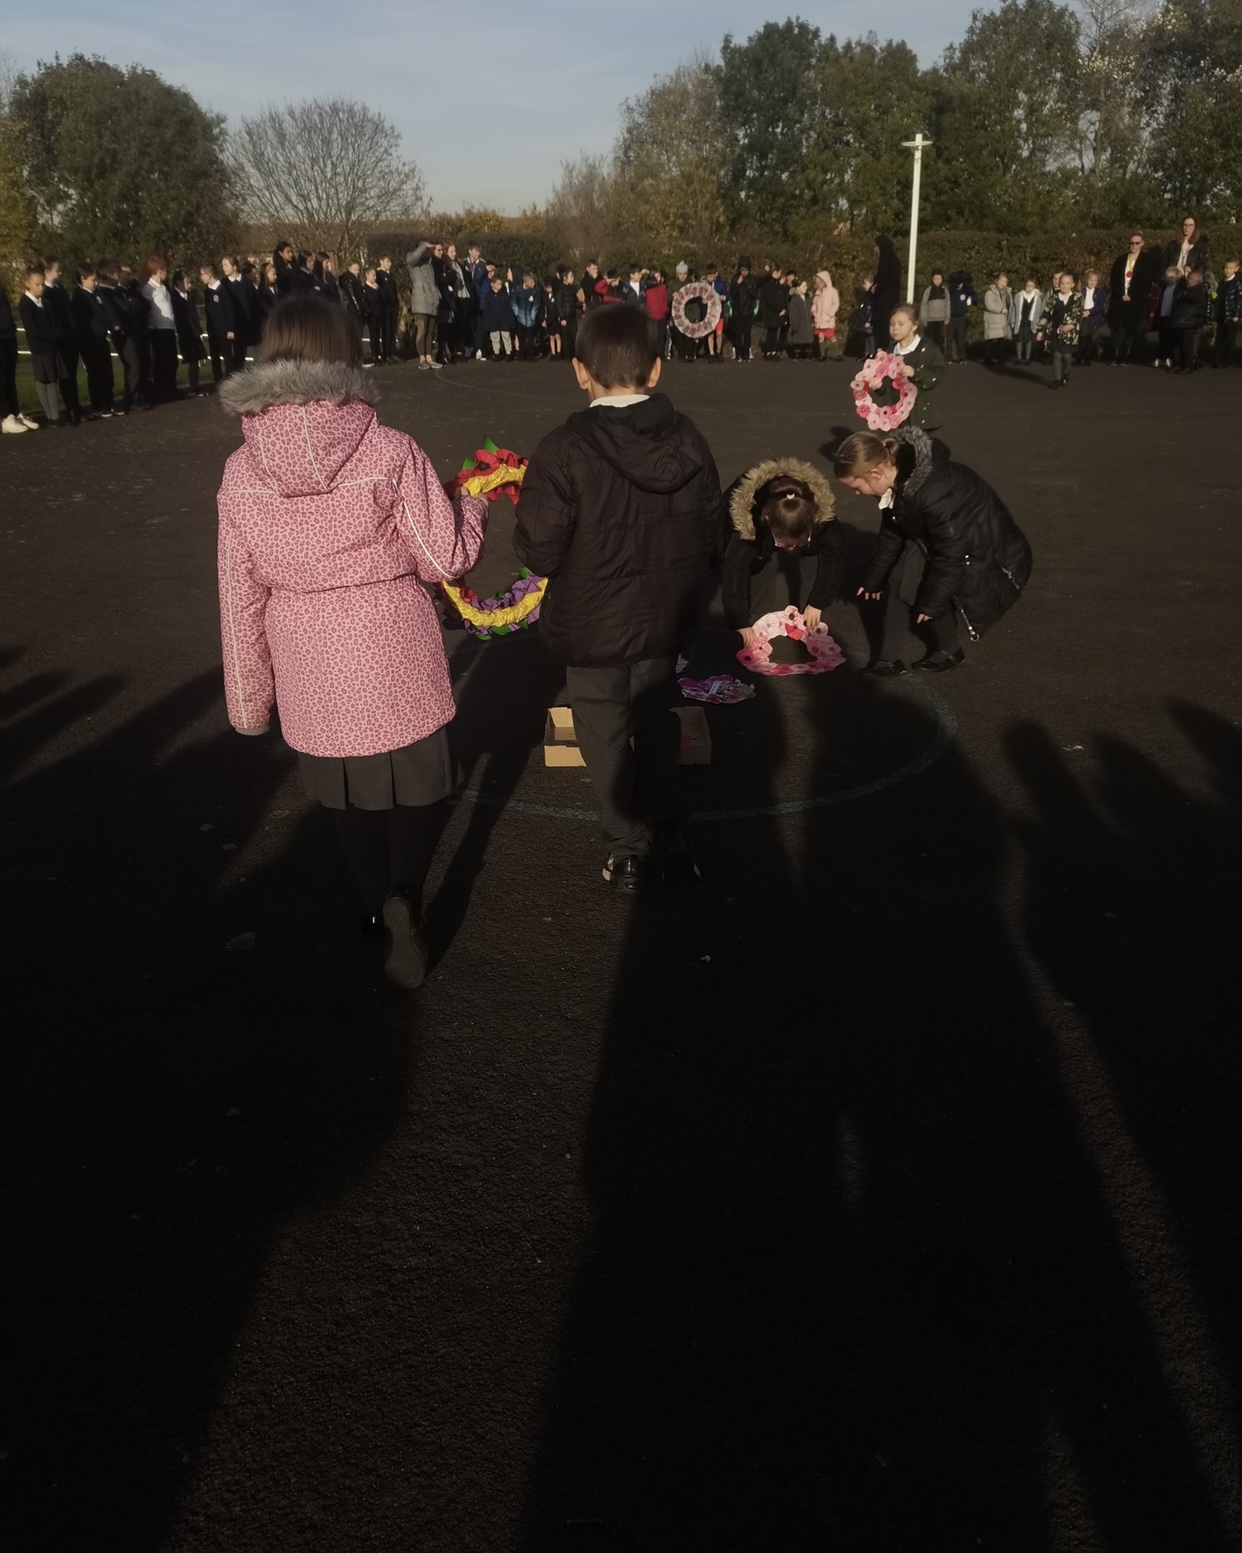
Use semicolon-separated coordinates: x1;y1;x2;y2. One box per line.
860;659;907;677
913;647;965;672
382;889;431;988
602;854;658;894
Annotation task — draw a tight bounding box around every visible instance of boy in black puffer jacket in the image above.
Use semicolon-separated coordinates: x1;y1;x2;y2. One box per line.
516;306;724;892
1171;268;1209;373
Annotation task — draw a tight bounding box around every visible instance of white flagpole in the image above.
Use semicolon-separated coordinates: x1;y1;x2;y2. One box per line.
902;133;933;304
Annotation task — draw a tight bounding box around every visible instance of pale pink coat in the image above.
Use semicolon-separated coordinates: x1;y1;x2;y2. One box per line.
811;270;840;333
216;361;487;758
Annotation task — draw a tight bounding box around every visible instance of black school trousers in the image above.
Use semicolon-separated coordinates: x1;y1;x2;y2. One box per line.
0;334;20;418
565;658;680;859
81;340;114;411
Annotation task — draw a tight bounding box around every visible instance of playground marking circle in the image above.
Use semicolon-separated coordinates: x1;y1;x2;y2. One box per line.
458;678;959;823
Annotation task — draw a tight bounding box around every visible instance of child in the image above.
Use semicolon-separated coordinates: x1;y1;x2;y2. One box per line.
515;305;723;892
702;265;728;358
1156;266;1180;368
511;271;543;360
170;269;209;398
363;266;384;364
1171;268;1208;373
918;270;949;351
721;460;843;642
17;266;67;427
1043;271;1081;389
852;276;877;359
1009;278;1043;363
543;275;559;356
1215;258;1241;366
216;295;487;987
888;303;944;430
784;278;814;359
1077;270;1107;365
554;266;580;358
482;273;517;360
810;271;840;359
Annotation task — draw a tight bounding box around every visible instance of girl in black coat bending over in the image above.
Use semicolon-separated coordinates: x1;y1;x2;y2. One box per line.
721;459;843;645
837;427;1032;676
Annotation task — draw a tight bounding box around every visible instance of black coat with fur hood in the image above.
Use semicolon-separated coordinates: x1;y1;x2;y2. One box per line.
860;428;1032;637
721;458;843;629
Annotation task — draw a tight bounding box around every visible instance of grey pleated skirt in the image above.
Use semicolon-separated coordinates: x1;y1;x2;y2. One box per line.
297;725;458;810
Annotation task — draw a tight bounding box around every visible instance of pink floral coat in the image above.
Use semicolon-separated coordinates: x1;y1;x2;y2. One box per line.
216;360;487;757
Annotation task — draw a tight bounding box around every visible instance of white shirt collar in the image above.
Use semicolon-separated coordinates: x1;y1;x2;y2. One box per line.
590;393;649;408
25;291;43;306
879;488;895;510
895;334;921;355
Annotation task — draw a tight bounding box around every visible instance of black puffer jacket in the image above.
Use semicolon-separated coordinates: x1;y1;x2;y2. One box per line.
860;428;1032;637
758;275;789;328
721;458;843;629
516;393;724;665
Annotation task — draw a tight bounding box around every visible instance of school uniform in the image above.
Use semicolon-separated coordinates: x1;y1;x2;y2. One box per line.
375;268;400;360
1215;273;1242;365
339;270;366;341
43;279;82;420
96;282;141;410
362;284;384;363
894;333;944;430
1170;281;1208;372
1009;289;1044;362
171;286;208;394
203;279;240;382
225;275;253;370
18;292;67;424
142;277;181;400
72;286;116;412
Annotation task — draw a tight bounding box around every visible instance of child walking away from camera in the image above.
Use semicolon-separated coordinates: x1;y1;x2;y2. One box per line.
516;306;724;893
722;461;843;643
837;428;1032;677
215;296;488;988
888;304;944;430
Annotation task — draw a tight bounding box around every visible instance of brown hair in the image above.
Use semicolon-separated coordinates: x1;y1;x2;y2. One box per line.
833;432;899;479
261;294;362;367
574;303;658;389
761;480;817;546
890;302;918;327
145;255;167;280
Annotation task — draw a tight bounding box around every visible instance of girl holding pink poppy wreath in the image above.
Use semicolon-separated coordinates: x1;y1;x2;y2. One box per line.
888;303;944;431
720;458;843;647
216;295;488;989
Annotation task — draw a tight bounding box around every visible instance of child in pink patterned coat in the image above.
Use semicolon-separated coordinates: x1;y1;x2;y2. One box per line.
216;295;488;987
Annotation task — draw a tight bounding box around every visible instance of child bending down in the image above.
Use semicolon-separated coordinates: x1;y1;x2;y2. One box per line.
516;305;723;892
721;460;843;644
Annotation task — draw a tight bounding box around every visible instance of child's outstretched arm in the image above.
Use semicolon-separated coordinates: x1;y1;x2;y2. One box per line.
514;441;577;577
218;515;274;733
394;441;488;582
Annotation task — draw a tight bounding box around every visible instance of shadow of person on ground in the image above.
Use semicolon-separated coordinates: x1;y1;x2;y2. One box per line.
1;663;423;1552
518;681;1241;1550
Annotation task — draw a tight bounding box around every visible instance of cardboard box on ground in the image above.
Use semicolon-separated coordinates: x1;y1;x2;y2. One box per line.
543;706;711;767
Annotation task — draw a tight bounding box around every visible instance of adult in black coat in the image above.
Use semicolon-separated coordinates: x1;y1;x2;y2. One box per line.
18;270;68;425
1161;216;1210;279
839;425;1032;674
720;458;843;637
1108;233;1160;363
42;260;83;421
339;264;366;341
873;233;903;349
0;282;26;428
72;266;116;414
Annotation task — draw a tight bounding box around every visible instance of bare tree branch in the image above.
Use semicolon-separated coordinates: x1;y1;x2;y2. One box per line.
229;98;426;258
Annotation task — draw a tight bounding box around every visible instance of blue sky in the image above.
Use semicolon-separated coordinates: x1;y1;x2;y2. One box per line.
5;2;970;212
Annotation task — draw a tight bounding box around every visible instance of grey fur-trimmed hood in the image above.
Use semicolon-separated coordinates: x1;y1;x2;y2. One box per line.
217;358;379;417
890;426;938;499
729;457;835;539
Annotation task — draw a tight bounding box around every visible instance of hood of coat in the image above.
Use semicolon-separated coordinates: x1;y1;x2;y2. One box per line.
729;457;835;540
892;426;949;500
815;270;834;291
219;360;380;497
568;393;703;495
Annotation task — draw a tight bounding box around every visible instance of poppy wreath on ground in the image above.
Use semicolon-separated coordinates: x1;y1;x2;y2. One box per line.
736;607;847;677
849;350;916;431
440;438;548;637
671;281;723;340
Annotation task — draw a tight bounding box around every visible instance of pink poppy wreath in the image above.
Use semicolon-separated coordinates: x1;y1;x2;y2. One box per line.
736;607;847;677
850;350;916;431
